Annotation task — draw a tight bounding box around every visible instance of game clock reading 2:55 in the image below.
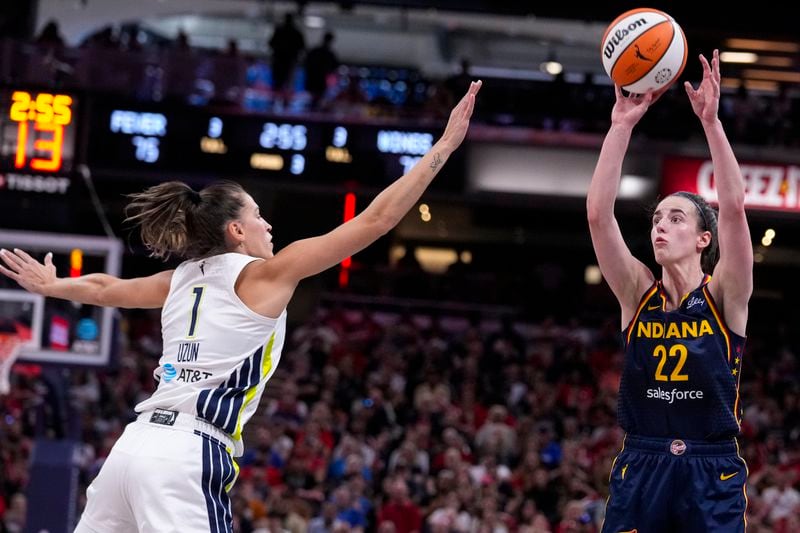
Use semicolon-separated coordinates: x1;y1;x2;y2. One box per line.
0;89;77;173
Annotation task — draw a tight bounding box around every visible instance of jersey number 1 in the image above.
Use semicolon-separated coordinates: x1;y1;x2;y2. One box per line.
187;286;205;338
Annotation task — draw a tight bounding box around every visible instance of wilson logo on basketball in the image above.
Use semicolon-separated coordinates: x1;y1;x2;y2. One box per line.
603;18;648;59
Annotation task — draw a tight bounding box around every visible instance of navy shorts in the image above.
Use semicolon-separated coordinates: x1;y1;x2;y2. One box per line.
602;435;748;533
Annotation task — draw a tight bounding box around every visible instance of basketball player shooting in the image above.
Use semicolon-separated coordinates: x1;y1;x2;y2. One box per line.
587;50;752;532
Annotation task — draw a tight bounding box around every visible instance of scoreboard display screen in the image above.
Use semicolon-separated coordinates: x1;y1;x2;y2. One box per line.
0;88;462;190
0;89;78;174
85;99;461;189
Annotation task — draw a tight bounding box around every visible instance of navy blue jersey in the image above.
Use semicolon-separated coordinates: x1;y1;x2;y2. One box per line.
619;275;746;440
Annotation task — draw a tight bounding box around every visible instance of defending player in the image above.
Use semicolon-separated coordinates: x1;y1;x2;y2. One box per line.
0;82;481;533
587;50;752;532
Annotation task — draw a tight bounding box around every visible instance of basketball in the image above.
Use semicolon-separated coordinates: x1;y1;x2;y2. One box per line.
601;8;688;94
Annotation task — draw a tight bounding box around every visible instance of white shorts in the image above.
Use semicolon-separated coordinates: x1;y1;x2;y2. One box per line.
74;409;239;533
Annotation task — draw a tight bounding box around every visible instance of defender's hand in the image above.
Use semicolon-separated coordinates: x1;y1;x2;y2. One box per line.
0;248;57;296
439;80;482;152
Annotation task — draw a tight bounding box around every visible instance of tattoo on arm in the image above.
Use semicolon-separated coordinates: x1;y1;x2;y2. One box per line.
429;152;442;172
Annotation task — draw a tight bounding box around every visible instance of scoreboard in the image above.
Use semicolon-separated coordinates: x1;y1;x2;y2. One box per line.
0;87;461;190
85;98;458;188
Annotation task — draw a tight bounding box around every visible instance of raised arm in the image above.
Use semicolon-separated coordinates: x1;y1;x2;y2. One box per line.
686;50;752;336
260;81;481;284
587;86;657;325
0;248;172;309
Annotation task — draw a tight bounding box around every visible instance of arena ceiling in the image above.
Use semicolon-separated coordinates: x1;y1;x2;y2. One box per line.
342;1;800;39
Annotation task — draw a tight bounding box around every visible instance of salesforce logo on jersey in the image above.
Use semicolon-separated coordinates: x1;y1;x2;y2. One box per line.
162;363;177;383
647;387;704;404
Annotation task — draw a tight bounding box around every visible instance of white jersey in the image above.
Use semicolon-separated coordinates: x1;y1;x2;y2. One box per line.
135;252;286;456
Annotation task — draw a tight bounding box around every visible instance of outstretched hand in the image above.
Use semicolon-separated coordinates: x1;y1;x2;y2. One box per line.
0;248;56;296
610;85;661;129
685;49;721;125
439;80;482;151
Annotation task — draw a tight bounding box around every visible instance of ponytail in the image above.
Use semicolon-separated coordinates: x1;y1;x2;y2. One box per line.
125;180;246;260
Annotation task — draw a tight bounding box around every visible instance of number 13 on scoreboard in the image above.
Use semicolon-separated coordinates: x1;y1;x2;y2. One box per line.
9;90;74;172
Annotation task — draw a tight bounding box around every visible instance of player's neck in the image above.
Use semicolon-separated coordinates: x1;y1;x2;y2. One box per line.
660;264;705;309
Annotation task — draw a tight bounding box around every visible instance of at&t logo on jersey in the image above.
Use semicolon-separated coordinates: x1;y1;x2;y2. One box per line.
161;363;212;384
162;363;177;382
647;387;704;404
176;368;213;383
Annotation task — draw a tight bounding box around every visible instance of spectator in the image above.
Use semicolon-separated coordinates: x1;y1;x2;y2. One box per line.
174;29;190;51
308;501;338;533
759;469;800;530
332;485;367;530
210;39;247;106
475;405;517;461
269;13;306;106
1;492;26;532
267;380;308;429
378;477;423;533
163;28;197;100
305;31;339;110
35;20;65;51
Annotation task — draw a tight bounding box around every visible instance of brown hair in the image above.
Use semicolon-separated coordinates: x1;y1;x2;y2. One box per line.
665;191;720;274
124;181;246;260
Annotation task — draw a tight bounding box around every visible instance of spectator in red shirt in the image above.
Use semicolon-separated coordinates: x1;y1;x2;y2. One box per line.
378;477;422;533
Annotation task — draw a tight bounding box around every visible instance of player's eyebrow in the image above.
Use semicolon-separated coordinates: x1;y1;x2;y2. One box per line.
653;208;687;217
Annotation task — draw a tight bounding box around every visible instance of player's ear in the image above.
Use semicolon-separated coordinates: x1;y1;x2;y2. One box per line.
697;230;712;250
225;220;245;246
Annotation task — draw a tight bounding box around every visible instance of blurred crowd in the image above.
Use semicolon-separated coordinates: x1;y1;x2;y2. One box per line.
2;303;800;532
2;18;799;145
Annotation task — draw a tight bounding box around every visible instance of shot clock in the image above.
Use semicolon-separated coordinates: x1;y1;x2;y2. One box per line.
0;89;78;174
